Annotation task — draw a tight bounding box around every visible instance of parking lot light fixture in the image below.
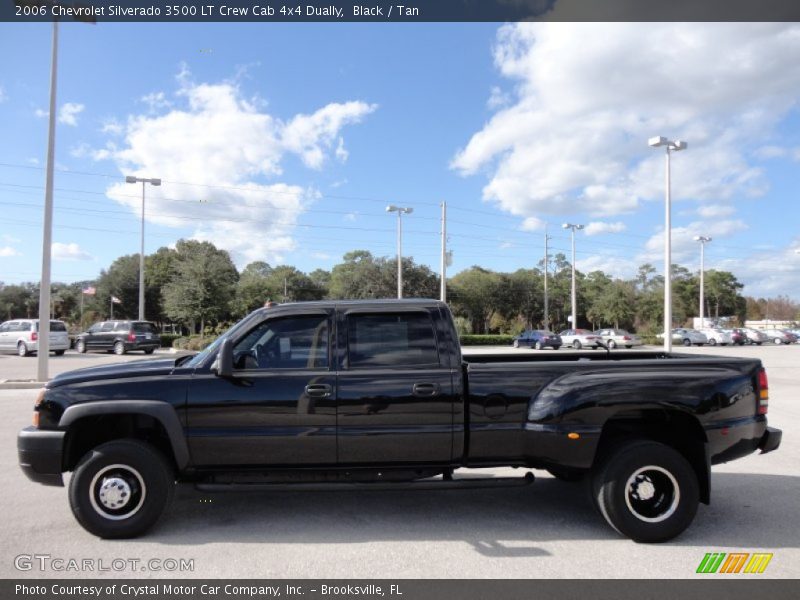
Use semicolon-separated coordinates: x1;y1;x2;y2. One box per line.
693;236;712;327
126;176;162;321
386;205;413;298
649;136;688;352
562;223;584;330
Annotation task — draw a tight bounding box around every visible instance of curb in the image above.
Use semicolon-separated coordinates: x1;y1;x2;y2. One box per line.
0;381;46;390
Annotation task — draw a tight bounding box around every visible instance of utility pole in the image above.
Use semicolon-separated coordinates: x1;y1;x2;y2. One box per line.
284;277;288;302
563;223;585;330
440;202;447;303
543;225;550;330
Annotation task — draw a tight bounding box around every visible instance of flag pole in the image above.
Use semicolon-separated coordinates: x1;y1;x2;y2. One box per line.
110;296;113;319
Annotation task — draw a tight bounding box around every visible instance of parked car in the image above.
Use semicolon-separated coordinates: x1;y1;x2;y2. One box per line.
727;328;748;346
741;328;769;346
75;320;160;355
657;328;707;346
699;328;732;346
558;328;601;349
594;328;643;349
0;319;69;356
513;329;562;350
763;329;798;345
18;299;782;543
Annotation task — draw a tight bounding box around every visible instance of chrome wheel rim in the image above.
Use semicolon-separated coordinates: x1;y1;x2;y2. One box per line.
624;465;680;523
89;464;146;520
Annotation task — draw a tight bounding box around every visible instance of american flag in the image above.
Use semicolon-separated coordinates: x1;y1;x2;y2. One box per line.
82;286;96;295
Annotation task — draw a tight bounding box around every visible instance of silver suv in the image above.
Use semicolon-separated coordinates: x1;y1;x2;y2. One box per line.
0;319;70;356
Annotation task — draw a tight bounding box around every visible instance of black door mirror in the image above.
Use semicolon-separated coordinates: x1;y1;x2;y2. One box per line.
214;338;234;378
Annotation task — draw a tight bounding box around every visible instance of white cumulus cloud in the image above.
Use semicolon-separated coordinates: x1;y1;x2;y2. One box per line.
0;246;20;257
452;23;800;220
52;242;93;261
584;221;627;236
58;102;85;126
103;72;375;265
696;204;736;218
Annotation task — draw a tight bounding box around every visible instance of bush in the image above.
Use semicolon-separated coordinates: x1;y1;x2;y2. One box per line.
159;334;181;348
172;335;218;351
460;334;515;346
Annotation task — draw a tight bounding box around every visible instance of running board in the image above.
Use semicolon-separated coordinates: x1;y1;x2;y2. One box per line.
195;472;534;493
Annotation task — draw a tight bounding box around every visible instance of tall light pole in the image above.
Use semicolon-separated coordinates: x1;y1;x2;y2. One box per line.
386;205;413;298
562;223;584;330
32;7;95;381
126;176;161;320
440;202;447;303
693;235;712;326
543;225;551;330
649;136;688;352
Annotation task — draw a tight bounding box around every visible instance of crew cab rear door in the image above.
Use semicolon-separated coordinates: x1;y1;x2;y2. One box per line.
336;308;456;464
185;310;337;467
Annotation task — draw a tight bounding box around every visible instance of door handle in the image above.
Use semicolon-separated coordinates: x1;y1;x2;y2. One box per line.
412;382;440;397
305;383;332;398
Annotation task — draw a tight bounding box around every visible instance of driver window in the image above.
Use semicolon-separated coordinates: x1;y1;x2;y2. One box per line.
233;315;330;370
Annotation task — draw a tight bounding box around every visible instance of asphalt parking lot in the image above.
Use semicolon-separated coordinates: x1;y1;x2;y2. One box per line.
0;345;797;579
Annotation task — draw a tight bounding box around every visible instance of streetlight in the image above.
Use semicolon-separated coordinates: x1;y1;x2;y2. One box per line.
126;175;161;320
649;136;688;352
386;205;413;299
562;222;584;331
693;235;712;327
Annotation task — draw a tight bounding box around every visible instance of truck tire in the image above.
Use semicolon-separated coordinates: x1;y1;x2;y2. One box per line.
592;440;699;543
69;440;174;539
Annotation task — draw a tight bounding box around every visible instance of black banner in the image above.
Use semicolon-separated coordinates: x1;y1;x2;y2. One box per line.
4;580;800;600
3;0;800;23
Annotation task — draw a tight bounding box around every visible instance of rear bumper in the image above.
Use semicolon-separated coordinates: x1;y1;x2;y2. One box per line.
17;427;64;486
759;426;782;454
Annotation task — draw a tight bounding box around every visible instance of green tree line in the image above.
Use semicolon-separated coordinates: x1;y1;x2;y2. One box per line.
1;239;797;334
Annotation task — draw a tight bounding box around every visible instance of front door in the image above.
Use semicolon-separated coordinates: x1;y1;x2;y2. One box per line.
336;310;456;465
185;311;337;467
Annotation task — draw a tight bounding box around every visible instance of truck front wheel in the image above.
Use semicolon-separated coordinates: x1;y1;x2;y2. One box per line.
592;440;699;543
68;440;174;539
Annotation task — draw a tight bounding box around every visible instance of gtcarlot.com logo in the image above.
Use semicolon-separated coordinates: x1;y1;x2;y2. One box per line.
696;552;773;574
14;554;194;573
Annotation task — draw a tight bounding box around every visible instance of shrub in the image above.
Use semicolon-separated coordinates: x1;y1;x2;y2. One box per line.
460;334;515;346
159;334;181;348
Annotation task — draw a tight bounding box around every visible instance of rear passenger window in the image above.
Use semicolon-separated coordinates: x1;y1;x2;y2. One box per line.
50;321;67;332
347;313;439;368
20;322;31;332
133;322;157;334
100;323;115;332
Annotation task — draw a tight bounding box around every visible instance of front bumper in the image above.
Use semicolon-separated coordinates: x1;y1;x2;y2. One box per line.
759;426;782;454
18;427;64;486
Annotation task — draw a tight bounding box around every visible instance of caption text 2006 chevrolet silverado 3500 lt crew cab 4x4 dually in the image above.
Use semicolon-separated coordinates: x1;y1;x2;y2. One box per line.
18;300;782;542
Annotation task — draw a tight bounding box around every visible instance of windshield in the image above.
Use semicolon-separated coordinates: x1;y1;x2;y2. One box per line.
183;312;260;369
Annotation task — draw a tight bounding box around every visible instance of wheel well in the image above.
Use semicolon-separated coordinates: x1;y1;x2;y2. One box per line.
594;410;710;504
63;414;176;472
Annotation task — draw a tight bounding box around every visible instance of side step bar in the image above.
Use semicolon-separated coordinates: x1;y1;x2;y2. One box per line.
196;472;534;493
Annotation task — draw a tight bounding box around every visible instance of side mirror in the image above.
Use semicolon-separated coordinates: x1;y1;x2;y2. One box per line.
213;338;234;378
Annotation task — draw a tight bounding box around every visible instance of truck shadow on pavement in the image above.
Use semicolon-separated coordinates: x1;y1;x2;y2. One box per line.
146;472;799;552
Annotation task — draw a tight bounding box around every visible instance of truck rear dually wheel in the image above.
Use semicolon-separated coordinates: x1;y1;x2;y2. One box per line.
592;440;699;543
69;440;174;539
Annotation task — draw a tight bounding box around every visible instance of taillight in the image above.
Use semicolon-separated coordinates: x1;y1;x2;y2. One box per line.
127;331;136;342
757;369;769;415
623;335;631;340
30;331;38;341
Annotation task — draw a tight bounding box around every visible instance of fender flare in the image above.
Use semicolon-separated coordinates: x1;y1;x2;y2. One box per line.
59;400;190;469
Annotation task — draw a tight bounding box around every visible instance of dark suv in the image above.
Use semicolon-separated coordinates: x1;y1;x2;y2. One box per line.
75;320;160;355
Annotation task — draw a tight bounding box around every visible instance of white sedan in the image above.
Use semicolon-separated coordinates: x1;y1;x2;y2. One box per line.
699;328;733;346
558;329;602;349
658;328;707;347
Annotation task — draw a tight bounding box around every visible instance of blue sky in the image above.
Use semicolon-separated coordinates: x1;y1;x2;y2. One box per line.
1;22;799;299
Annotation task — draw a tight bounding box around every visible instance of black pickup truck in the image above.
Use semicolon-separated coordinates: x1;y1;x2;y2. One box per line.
18;300;781;542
